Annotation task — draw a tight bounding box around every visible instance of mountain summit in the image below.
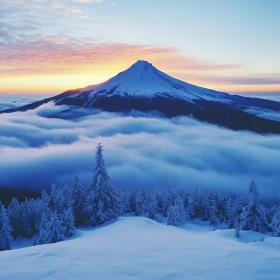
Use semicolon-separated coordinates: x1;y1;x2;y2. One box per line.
3;60;280;134
77;60;231;104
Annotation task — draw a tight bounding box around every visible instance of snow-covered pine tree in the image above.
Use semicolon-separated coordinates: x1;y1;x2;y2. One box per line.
272;224;280;237
225;197;236;228
62;184;73;210
41;189;50;206
176;197;188;223
21;198;37;238
71;170;86;226
36;209;50;245
49;184;64;214
45;211;65;244
62;207;75;238
267;204;278;225
234;215;240;238
270;208;280;236
8;197;23;239
140;189;159;220
200;190;211;221
127;189;140;214
215;193;227;223
0;203;13;251
159;187;175;217
209;196;220;229
192;185;201;218
167;203;184;227
240;179;269;233
186;196;195;220
85;143;122;226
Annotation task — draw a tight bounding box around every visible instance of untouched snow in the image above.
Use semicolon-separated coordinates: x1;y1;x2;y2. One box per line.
244;107;280;121
79;60;232;105
1;217;279;280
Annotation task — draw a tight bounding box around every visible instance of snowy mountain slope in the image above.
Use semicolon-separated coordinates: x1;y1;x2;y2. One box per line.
78;60;232;104
3;60;280;133
1;217;279;280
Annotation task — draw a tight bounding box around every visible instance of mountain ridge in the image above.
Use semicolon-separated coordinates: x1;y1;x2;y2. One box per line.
2;60;280;134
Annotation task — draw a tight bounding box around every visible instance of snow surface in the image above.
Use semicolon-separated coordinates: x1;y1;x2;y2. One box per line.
1;217;279;280
78;60;233;105
244;107;280;121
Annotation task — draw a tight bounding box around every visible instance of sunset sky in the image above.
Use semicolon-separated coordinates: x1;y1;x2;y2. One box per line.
1;0;280;95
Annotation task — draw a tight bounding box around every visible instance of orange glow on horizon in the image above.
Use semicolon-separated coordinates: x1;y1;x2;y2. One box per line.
1;60;280;95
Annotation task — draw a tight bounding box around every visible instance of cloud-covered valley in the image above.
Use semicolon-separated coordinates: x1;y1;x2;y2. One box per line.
0;102;279;198
0;94;52;111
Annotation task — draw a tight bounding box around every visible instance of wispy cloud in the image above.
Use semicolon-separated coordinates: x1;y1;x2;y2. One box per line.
0;35;240;75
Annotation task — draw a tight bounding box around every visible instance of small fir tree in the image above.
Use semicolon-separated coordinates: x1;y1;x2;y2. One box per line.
240;179;269;233
85;143;122;226
0;203;13;251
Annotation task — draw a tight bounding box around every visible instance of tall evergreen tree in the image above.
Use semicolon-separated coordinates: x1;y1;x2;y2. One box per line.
85;143;122;226
45;211;65;244
240;179;268;233
8;197;22;239
71;170;86;226
270;208;280;236
21;198;36;238
209;197;220;229
167;204;184;226
49;184;64;214
36;210;50;245
0;203;13;251
62;207;75;238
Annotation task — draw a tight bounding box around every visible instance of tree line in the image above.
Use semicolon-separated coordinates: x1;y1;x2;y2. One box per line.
0;143;279;251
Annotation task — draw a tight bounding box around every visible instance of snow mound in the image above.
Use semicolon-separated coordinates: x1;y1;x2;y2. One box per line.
208;228;267;243
1;217;280;280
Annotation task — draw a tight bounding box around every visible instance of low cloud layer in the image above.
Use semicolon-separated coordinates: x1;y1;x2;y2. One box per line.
0;94;52;111
0;102;279;198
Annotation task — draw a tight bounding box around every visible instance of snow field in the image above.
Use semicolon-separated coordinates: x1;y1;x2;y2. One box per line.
1;217;279;280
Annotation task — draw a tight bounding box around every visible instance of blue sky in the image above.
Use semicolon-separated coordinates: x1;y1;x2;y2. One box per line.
0;0;280;94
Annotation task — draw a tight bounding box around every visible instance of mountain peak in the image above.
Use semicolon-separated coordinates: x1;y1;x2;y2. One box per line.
127;60;154;73
133;60;153;66
81;60;230;103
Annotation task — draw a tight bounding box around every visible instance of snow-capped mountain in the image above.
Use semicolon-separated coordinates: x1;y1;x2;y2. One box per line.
3;60;280;133
53;60;233;106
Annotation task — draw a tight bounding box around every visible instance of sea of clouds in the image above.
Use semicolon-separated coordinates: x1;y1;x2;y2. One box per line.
0;99;280;199
0;94;52;111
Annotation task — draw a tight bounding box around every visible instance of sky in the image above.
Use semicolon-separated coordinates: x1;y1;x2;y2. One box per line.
0;0;280;95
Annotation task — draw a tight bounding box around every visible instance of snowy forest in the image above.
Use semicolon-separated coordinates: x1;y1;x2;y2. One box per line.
0;143;280;252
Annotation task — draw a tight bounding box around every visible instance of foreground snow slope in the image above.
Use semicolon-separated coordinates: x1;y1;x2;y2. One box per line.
1;217;279;280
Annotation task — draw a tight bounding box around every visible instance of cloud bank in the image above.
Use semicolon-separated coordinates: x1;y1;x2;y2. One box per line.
0;102;279;198
0;94;52;111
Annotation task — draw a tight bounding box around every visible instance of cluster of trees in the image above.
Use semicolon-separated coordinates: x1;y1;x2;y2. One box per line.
0;143;280;251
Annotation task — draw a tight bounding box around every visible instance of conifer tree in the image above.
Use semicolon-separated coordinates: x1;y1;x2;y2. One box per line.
36;210;50;245
209;197;220;229
240;179;269;233
225;197;236;228
0;203;13;251
62;207;75;238
167;204;184;226
21;198;36;238
8;197;22;239
50;184;64;214
45;211;65;244
85;143;122;226
270;208;280;236
71;170;86;226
